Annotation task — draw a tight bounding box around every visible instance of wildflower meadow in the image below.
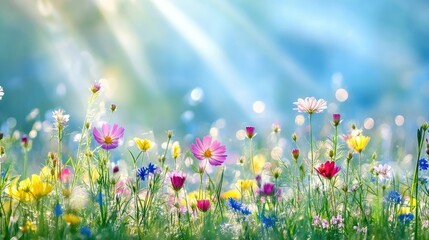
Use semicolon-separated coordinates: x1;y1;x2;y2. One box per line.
1;84;429;240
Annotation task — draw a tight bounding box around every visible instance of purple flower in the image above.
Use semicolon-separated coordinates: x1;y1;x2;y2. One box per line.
190;136;227;166
92;123;124;150
260;182;275;196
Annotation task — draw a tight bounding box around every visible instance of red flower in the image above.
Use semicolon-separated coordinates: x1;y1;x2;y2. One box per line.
315;161;340;180
170;171;186;191
197;199;210;212
245;126;256;139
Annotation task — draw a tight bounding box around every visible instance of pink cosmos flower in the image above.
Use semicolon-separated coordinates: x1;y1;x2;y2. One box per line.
293;97;327;114
197;199;210;212
170;171;186;191
190;136;227;166
315;161;341;180
93;123;124;150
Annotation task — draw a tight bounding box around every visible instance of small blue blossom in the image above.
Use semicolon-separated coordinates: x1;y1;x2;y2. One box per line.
260;215;277;228
227;198;251;215
384;191;403;204
419;158;429;171
96;192;103;205
147;162;157;174
80;226;92;238
137;167;149;181
398;213;414;224
54;203;63;216
1;171;4;178
137;163;157;181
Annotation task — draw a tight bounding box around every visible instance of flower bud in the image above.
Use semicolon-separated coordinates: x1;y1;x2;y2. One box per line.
167;130;173;139
292;133;297;142
113;165;120;174
291;148;300;161
0;132;3;140
110;104;117;112
273;167;282;179
272;123;281;134
90;82;101;94
329;149;334;158
347;152;353;162
332;114;341;126
245;126;256;139
423;122;429;131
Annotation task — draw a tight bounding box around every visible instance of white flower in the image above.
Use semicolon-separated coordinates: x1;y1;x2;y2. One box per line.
373;164;392;181
293;97;327;114
0;86;4;100
52;109;70;129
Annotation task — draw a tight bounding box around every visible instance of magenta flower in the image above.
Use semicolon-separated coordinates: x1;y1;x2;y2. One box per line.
93;123;125;150
315;161;341;180
333;113;341;126
291;148;300;160
190;136;227;166
197;199;210;212
170;171;186;191
60;166;73;183
246;126;256;139
260;182;275;196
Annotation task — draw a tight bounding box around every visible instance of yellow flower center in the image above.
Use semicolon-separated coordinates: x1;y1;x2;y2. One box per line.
203;149;212;158
104;136;113;144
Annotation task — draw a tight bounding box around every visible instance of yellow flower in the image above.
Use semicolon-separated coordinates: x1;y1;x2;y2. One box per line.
63;214;80;225
237;179;257;193
346;135;370;153
221;189;241;199
6;177;33;202
20;220;36;232
6;174;53;202
250;154;266;174
134;138;153;152
172;142;181;159
29;174;53;199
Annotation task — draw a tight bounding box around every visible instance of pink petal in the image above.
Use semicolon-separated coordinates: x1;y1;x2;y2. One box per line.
202;136;212;149
101;124;111;136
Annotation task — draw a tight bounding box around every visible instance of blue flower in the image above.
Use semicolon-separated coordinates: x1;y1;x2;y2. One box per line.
260;215;277;228
54;203;63;216
227;198;251;215
398;213;414;224
80;226;92;238
1;171;4;178
147;162;157;174
385;191;402;204
137;167;149;181
96;192;103;205
137;163;157;181
419;158;429;171
419;177;428;184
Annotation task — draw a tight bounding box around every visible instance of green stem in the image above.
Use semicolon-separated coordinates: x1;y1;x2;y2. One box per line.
23;150;28;179
250;138;255;175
